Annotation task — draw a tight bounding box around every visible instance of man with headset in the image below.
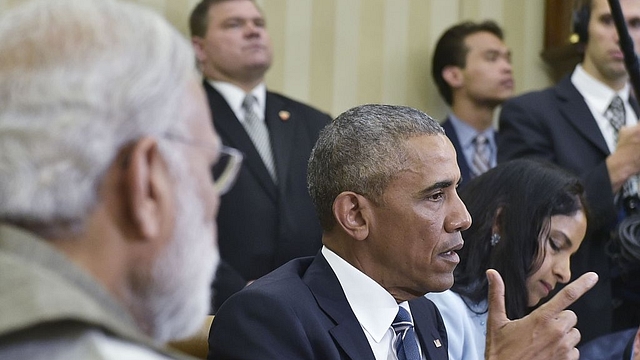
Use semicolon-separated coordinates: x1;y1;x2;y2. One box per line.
498;0;640;343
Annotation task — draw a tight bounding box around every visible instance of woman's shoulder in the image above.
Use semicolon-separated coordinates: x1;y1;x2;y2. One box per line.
426;290;468;310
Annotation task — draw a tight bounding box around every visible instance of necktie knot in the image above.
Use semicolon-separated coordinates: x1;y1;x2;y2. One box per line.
392;307;414;335
474;133;488;145
242;94;257;111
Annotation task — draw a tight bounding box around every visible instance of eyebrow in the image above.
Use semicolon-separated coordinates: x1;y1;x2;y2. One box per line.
484;48;511;56
417;180;455;196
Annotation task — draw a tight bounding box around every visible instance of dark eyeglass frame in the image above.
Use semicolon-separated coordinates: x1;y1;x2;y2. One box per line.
162;133;243;195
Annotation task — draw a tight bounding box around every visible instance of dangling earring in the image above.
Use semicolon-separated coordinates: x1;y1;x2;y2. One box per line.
490;233;501;246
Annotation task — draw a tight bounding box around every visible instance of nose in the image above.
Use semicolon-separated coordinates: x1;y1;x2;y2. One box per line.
501;57;513;73
244;21;261;37
445;194;472;233
554;256;572;284
504;61;513;73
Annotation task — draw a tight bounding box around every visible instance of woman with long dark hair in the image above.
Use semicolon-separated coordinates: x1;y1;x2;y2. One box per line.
427;158;589;360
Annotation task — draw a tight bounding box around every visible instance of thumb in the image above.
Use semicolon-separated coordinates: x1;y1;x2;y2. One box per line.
486;269;508;329
633;327;640;360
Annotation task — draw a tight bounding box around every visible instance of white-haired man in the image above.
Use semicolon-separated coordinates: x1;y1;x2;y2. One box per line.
0;0;241;358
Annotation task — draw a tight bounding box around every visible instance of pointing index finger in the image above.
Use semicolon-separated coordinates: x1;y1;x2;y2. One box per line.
538;272;598;315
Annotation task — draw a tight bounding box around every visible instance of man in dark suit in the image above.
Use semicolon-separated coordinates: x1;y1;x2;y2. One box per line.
189;0;332;311
432;20;514;187
208;104;599;360
498;0;640;343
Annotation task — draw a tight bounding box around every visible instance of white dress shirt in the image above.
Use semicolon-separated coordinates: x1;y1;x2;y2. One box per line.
448;114;497;170
321;246;425;360
208;80;267;126
571;64;638;153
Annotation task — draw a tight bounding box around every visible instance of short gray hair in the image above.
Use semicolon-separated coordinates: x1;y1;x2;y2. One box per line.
307;104;445;230
0;0;196;234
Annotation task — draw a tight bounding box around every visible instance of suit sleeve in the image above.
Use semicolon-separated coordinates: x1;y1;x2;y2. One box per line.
497;98;557;163
208;288;315;360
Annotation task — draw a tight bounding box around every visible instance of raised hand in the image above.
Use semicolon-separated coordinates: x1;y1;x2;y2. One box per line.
484;269;598;360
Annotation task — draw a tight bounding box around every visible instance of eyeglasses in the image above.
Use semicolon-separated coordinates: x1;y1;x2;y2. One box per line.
211;146;243;194
162;133;244;195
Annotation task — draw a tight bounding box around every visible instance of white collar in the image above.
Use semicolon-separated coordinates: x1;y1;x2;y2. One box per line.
571;64;630;115
207;80;267;122
321;246;407;342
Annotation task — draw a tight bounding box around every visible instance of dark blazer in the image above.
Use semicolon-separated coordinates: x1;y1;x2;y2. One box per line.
497;74;639;343
208;253;449;360
203;81;332;312
441;117;473;188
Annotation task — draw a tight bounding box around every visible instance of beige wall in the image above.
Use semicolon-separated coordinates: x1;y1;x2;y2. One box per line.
0;0;554;120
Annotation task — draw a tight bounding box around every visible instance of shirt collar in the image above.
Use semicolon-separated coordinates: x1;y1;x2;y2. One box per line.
207;80;267;122
448;113;495;149
572;64;630;115
321;246;401;342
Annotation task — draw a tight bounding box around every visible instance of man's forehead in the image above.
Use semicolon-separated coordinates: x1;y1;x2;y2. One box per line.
465;32;506;51
209;0;262;21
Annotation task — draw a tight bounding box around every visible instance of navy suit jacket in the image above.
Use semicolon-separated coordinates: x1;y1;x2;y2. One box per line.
203;81;332;311
498;74;639;342
441;117;472;188
208;253;449;360
441;117;495;188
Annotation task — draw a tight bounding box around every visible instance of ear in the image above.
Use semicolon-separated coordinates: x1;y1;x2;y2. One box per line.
442;65;463;89
332;192;370;241
192;37;207;64
124;137;174;241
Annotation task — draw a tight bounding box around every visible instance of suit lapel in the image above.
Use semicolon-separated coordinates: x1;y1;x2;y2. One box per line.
410;298;448;360
303;254;376;360
441;118;472;184
265;92;294;189
555;77;610;155
203;81;277;200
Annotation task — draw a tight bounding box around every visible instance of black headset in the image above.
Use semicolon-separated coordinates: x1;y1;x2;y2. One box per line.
572;0;591;44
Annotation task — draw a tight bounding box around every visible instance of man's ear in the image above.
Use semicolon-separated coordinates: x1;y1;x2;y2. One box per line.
442;65;463;88
124;137;173;241
332;192;371;241
192;37;207;64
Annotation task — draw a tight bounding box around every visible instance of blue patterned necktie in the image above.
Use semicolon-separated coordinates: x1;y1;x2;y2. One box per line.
392;307;421;360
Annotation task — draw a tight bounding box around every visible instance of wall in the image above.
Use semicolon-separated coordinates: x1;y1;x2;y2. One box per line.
0;0;554;120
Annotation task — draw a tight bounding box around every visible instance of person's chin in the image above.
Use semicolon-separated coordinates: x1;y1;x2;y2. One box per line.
426;275;455;294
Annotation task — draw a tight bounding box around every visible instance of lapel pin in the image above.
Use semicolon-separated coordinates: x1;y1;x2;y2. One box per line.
279;110;290;121
434;339;442;348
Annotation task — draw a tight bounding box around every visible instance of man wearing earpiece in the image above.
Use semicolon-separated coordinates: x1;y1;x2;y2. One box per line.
498;0;640;344
189;0;332;313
